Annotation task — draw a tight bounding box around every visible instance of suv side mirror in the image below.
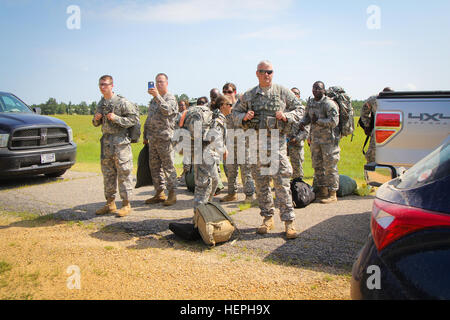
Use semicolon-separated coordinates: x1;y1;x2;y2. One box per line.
33;107;41;114
364;162;398;187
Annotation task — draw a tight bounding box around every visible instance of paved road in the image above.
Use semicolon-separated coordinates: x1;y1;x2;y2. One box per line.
0;170;373;271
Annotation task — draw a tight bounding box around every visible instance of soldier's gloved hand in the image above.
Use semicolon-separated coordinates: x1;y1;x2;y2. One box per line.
311;113;318;124
243;111;255;121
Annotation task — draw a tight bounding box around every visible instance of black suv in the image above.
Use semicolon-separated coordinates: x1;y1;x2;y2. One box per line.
0;92;77;178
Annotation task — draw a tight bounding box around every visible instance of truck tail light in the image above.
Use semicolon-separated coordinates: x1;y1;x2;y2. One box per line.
375;112;402;144
371;199;450;251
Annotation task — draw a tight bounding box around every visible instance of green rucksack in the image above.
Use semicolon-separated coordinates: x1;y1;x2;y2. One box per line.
337;175;357;197
327;86;354;138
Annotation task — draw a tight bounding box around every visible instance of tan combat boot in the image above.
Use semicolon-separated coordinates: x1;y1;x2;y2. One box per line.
256;216;274;234
116;200;131;217
285;220;298;239
314;187;329;202
220;193;237;202
145;190;166;204
320;190;338;204
243;194;256;205
95;198;117;215
163;190;177;206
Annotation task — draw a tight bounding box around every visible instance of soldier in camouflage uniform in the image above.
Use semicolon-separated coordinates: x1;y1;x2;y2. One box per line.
360;95;377;163
288;88;309;180
192;95;232;211
93;75;139;217
361;87;394;163
220;82;256;203
300;81;340;204
232;60;304;239
143;73;179;206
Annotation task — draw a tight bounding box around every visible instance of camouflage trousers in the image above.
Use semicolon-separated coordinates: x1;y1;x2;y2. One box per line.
287;141;305;179
224;144;255;196
193;154;219;211
310;141;340;191
251;137;295;222
101;142;133;201
148;138;178;193
365;134;376;163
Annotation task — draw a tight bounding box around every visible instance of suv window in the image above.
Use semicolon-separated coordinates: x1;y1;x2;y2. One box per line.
0;94;32;113
396;142;450;189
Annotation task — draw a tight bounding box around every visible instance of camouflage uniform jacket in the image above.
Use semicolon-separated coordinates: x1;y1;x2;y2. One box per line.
287;120;310;147
302;95;340;144
144;92;178;141
360;95;377;132
207;112;227;160
92;93;139;145
232;84;304;134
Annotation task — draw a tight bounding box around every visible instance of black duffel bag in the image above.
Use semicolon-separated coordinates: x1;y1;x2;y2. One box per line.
290;177;315;208
135;144;152;188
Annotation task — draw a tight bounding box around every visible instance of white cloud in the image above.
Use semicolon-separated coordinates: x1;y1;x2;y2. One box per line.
405;83;417;90
238;25;309;40
105;0;293;24
360;40;395;46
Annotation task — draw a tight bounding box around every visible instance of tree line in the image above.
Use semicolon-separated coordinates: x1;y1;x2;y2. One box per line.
31;96;365;116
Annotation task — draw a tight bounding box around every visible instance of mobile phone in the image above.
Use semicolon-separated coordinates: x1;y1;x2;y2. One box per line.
148;81;155;89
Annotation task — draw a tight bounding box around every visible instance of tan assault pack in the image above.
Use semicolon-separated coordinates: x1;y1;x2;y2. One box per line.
194;202;237;246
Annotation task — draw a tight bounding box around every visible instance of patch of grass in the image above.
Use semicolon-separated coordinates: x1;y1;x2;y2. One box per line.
238;203;252;211
104;246;115;251
93;269;108;277
0;261;12;274
323;275;334;282
355;183;374;196
0;278;8;289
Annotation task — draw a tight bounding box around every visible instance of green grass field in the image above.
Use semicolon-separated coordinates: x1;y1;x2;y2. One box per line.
56;115;368;186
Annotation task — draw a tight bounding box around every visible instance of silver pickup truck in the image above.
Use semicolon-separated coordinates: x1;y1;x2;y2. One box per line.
365;91;450;186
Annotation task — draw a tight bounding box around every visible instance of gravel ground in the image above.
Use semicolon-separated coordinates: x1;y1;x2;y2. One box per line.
0;170;374;299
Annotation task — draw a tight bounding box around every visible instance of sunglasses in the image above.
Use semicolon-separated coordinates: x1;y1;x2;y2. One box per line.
258;70;273;75
223;90;234;94
99;82;112;87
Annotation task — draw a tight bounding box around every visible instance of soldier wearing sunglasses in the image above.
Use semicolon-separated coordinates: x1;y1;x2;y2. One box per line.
220;83;256;204
232;60;304;239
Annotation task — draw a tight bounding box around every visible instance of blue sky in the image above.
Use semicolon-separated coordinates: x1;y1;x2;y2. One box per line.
1;0;449;105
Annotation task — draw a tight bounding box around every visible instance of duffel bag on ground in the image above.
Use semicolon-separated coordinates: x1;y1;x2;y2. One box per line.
169;222;201;241
194;202;236;246
290;177;315;208
337;175;357;197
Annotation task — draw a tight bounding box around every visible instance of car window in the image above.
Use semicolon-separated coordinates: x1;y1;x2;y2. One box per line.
0;94;33;113
396;142;450;189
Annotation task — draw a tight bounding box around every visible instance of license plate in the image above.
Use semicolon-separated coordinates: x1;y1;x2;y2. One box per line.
41;153;55;164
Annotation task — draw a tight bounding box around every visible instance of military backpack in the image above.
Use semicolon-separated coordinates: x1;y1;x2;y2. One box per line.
127;103;141;143
326;86;355;138
178;105;213;141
